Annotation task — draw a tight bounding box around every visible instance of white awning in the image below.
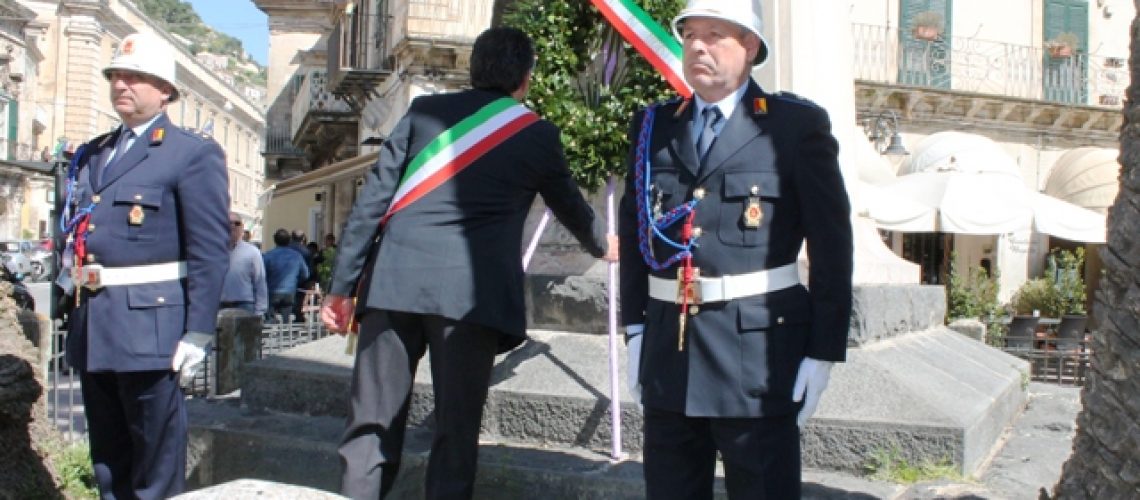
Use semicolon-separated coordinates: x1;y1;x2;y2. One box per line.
863;132;1106;242
1044;147;1120;214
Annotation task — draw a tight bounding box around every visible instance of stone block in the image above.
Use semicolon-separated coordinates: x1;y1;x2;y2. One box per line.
848;285;945;346
214;309;263;395
948;318;986;341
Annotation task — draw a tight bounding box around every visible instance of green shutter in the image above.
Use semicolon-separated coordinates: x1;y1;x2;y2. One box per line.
898;0;953;89
7;100;16;161
1043;0;1089;103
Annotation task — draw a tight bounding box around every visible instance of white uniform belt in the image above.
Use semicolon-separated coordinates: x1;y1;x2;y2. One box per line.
648;263;800;304
91;261;188;286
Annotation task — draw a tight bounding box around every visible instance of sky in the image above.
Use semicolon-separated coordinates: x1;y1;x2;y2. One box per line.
185;0;268;66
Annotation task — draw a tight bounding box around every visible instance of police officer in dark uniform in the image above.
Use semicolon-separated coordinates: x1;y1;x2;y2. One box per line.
618;0;853;498
58;32;230;499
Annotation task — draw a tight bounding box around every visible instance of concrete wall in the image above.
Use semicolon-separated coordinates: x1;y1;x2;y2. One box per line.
262;186;321;245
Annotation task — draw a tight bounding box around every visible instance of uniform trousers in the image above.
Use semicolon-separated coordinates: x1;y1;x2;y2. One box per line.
339;309;499;500
79;369;186;500
643;406;800;499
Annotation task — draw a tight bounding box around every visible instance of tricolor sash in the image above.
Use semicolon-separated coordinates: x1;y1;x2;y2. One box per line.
590;0;692;97
382;97;539;224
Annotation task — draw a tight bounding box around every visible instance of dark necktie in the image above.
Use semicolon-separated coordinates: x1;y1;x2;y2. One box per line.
103;129;133;179
696;106;723;163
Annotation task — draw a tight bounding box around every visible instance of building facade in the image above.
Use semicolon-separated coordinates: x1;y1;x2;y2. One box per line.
254;0;496;244
846;0;1130;302
14;0;267;239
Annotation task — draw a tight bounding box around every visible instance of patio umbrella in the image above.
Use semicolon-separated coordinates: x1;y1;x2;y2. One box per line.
861;132;1107;243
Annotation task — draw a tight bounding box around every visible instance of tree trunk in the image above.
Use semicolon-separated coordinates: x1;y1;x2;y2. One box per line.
1053;5;1140;498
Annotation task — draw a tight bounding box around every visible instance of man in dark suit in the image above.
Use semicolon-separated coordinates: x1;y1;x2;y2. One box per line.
321;27;618;499
619;0;853;498
58;32;230;498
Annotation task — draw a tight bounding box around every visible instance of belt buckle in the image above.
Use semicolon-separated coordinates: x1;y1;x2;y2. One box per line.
676;267;702;305
79;264;104;291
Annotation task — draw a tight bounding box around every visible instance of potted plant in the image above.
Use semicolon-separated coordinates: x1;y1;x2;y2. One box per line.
1049;248;1087;316
1048;32;1079;58
1009;277;1064;318
912;11;944;41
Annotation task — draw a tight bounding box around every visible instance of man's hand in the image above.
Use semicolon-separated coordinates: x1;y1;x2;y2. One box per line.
173;331;212;388
603;234;619;262
322;294;355;335
792;357;833;427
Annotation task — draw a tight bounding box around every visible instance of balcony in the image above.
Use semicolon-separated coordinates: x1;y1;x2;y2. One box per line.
264;123;303;156
291;69;357;167
852;23;1126;108
328;10;393;108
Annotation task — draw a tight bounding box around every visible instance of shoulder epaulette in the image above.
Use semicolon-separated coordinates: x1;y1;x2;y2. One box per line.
772;91;823;110
91;131;114;148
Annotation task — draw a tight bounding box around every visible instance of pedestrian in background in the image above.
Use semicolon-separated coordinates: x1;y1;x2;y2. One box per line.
220;212;267;316
263;228;309;322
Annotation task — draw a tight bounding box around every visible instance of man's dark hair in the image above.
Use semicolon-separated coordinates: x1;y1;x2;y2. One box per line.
470;27;535;94
291;229;306;243
274;229;291;247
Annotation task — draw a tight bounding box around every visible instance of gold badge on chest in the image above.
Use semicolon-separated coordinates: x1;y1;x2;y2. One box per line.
128;204;145;226
744;184;763;228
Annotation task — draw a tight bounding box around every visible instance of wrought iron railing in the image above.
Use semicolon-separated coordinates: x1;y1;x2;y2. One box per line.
290;69;354;139
263;123;303;156
852;23;1127;108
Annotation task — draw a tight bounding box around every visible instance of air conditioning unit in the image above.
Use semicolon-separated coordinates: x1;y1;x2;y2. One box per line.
1099;94;1121;106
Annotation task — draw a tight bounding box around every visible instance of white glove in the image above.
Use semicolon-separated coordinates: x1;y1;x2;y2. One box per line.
626;333;643;403
173;331;212;388
791;357;833;427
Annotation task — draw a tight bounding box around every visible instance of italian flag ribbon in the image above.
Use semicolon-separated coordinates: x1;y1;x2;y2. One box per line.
590;0;692;97
383;97;539;224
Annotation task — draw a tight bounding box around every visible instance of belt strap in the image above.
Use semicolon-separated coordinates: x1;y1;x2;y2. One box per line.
97;261;187;287
648;263;800;304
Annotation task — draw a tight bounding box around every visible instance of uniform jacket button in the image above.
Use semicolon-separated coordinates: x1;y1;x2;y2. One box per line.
777;317;785;325
157;297;165;304
92;195;101;203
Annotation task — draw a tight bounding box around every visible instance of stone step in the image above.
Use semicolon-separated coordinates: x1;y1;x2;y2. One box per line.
241;325;1029;475
242;330;646;453
185;399;904;499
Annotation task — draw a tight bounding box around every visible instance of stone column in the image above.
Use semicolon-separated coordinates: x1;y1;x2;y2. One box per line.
59;1;104;142
756;0;919;284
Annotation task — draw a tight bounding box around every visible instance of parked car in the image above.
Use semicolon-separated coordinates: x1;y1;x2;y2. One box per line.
0;240;53;282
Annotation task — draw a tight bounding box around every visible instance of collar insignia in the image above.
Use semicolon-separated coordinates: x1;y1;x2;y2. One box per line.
753;97;768;115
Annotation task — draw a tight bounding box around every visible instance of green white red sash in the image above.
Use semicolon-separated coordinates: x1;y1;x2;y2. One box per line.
590;0;692;97
382;97;539;223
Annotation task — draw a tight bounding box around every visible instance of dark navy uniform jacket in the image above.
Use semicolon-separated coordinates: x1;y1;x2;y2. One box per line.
619;81;853;418
330;89;608;352
65;113;230;372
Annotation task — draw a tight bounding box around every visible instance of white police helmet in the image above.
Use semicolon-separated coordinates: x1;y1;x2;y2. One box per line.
672;0;770;66
103;33;180;102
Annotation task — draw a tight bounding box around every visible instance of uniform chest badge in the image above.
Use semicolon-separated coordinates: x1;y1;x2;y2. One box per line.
128;204;145;226
745;187;763;228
